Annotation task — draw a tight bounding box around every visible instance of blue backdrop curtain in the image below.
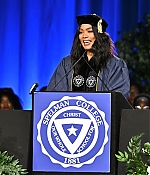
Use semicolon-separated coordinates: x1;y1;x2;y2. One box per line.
0;0;150;109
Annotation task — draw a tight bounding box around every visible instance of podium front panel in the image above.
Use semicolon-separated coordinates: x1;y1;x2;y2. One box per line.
33;92;111;173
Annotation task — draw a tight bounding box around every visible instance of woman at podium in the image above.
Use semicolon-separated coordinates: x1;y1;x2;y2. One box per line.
47;14;130;99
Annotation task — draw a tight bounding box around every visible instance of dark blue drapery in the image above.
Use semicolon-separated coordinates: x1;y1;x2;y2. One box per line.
0;0;150;109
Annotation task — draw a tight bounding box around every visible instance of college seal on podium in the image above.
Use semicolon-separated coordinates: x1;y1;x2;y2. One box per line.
37;96;109;168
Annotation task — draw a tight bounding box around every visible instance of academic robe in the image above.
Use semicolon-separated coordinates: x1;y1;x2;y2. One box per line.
47;55;130;98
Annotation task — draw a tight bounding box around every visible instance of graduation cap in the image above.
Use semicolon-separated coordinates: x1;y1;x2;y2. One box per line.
76;14;108;33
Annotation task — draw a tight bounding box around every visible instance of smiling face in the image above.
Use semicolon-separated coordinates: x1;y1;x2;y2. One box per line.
79;24;96;50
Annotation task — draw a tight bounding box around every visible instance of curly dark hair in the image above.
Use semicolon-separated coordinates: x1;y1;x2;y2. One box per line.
71;25;116;74
0;88;23;109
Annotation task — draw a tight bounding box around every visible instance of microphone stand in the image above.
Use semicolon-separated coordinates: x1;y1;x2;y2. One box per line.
29;83;39;94
50;51;86;91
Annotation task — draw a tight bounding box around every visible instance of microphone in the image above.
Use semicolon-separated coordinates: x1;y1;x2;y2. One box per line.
50;51;86;91
29;82;39;94
83;57;110;91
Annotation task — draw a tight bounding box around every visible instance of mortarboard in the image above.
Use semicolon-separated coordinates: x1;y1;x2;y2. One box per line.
76;14;108;33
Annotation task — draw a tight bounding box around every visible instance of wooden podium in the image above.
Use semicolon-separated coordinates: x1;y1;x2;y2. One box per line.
0;92;133;175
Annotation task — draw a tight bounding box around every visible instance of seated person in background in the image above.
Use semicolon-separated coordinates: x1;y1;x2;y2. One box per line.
0;88;23;110
128;80;143;106
133;93;150;110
